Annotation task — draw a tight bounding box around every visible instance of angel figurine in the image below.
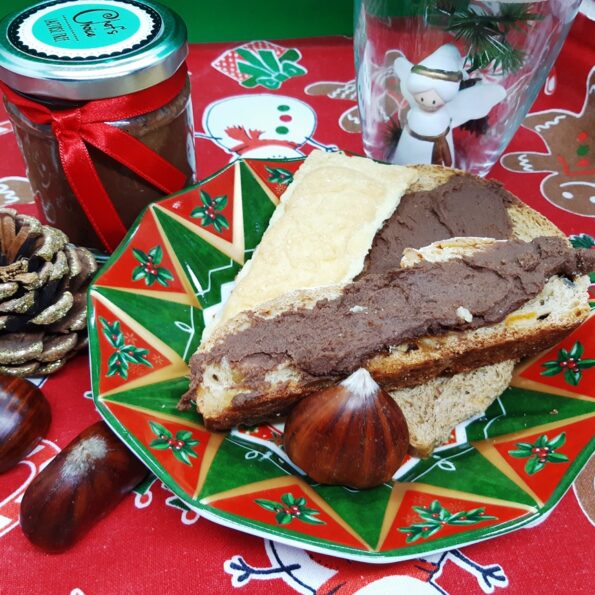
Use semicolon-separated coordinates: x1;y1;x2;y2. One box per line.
392;44;506;167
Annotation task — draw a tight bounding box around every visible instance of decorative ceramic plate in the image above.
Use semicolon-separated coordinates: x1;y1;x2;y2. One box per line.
88;158;595;563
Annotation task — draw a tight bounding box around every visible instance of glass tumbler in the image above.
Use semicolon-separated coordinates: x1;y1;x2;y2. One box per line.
354;0;582;175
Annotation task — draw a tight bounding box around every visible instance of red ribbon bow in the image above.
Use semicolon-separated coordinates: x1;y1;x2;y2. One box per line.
0;67;189;251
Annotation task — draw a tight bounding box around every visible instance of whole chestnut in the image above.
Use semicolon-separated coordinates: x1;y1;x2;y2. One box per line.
0;375;51;473
20;421;146;552
283;368;409;489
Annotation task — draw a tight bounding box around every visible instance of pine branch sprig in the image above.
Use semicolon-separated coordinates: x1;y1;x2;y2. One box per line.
444;4;543;73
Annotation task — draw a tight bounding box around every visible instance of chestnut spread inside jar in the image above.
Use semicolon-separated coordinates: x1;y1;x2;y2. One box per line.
0;0;195;251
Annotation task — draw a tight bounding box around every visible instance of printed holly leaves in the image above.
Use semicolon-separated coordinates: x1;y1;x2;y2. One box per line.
191;190;230;233
540;341;595;386
265;166;294;185
132;245;175;287
570;233;595;249
148;421;200;466
100;317;151;379
508;432;569;475
236;48;306;90
255;492;325;525
398;500;497;543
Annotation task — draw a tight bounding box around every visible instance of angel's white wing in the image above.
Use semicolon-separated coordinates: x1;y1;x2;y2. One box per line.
446;83;506;128
393;56;415;106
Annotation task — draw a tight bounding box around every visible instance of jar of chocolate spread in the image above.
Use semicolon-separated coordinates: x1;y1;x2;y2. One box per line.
0;0;195;251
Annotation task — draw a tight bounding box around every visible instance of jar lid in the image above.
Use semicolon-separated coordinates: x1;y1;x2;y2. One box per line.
0;0;188;100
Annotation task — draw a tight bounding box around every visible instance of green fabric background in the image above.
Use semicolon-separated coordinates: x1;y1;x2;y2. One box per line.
0;0;354;42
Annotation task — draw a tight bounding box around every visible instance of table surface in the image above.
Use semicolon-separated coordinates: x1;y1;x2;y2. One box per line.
1;12;594;595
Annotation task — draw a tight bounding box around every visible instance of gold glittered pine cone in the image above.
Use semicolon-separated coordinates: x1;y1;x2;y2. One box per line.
0;208;97;376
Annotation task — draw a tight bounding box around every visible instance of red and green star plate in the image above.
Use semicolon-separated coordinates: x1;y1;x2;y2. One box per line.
88;157;595;562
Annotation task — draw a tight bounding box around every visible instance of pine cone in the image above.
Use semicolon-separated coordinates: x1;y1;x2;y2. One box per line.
0;208;97;376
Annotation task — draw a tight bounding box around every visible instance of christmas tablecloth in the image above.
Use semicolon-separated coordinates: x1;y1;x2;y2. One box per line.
1;10;594;595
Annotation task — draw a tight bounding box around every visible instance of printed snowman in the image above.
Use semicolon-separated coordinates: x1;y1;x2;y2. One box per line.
225;539;509;594
200;94;336;161
393;44;506;167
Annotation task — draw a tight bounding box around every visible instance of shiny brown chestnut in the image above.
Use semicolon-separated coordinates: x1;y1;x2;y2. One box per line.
0;376;51;473
284;368;409;489
20;421;146;552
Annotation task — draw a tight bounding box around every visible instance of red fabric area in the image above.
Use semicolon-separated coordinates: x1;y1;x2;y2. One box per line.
0;14;593;595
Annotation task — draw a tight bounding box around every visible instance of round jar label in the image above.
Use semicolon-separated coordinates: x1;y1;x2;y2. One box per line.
8;0;161;60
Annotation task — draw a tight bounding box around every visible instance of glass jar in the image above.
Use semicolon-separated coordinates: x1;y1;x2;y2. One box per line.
354;0;582;175
0;0;195;251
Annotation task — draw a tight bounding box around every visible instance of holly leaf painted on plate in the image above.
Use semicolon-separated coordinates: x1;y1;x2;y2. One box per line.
149;439;171;450
525;457;545;475
148;245;163;265
276;512;293;525
299;513;326;525
255;499;281;513
399;501;497;542
132;248;148;264
546;452;569;463
564;369;582;386
281;493;296;506
213;195;228;209
149;421;172;439
541;367;562;376
547;433;566;449
173;448;191;465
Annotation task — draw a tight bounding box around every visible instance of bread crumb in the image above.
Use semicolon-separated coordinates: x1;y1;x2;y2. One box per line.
389;344;408;354
456;306;473;323
349;305;368;313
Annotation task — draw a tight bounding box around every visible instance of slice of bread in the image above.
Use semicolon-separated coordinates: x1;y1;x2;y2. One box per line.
205;156;565;340
390;361;515;458
204;151;417;338
190;242;590;430
185;160;590;433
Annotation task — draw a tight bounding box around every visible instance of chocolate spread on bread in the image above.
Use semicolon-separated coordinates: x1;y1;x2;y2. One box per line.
192;238;594;380
364;175;517;274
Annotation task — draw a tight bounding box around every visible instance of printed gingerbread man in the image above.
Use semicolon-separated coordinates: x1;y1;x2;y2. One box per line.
501;66;595;217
